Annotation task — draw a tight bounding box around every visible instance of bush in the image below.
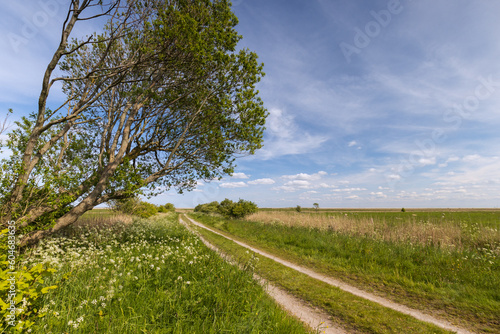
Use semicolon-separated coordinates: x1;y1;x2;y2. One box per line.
157;203;175;213
229;199;258;219
0;228;62;333
194;199;258;219
111;198;158;218
134;202;158;218
218;199;234;217
295;205;301;213
194;201;221;215
163;203;175;212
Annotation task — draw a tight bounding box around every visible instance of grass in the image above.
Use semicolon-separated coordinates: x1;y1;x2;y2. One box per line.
247;210;500;249
70;209;134;230
19;212;311;333
189;211;500;333
187;216;453;334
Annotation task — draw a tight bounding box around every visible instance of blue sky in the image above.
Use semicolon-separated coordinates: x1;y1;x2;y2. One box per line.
2;0;500;208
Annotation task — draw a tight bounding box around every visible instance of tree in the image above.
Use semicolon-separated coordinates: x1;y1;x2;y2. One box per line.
313;203;319;211
295;205;301;213
0;0;266;247
230;199;258;218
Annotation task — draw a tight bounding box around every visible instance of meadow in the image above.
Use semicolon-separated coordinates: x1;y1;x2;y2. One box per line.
190;209;500;333
12;212;310;333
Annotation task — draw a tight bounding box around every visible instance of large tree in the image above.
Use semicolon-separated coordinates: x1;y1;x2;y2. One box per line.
0;0;266;246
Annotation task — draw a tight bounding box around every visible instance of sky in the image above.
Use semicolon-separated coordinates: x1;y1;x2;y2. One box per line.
1;0;500;208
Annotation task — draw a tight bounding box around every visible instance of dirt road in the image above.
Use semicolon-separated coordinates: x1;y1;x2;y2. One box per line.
183;215;475;334
180;216;346;333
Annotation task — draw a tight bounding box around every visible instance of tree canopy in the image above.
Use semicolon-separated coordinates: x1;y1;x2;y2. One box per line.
0;0;266;246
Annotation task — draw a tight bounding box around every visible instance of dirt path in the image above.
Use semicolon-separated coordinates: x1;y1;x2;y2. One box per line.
183;215;476;334
180;216;346;334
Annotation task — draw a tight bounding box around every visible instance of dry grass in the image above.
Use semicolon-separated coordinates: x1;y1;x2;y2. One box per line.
246;211;500;250
60;211;135;237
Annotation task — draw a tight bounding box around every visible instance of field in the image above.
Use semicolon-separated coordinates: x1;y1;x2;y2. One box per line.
15;212;310;333
189;209;500;333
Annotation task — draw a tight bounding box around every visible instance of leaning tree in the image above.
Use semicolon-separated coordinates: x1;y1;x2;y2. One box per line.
0;0;266;246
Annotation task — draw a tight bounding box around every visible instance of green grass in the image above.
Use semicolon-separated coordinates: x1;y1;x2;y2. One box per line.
319;210;500;229
189;212;500;333
188;217;453;334
19;213;311;333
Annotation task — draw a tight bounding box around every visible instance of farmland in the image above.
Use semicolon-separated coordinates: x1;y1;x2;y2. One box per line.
189;209;500;333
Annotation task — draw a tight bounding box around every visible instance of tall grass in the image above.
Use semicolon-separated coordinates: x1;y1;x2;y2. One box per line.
192;212;500;333
69;210;134;230
19;213;310;333
247;211;500;251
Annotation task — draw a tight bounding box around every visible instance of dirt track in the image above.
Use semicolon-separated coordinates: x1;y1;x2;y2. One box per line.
183;215;475;334
180;216;346;333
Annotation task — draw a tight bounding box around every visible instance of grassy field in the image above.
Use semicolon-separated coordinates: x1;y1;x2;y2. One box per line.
18;212;310;333
190;210;500;333
188;217;453;334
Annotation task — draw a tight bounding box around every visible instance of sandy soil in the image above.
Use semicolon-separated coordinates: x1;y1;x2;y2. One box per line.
183;215;476;334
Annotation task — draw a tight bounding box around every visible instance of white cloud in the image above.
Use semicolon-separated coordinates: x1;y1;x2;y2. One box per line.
418;157;436;166
219;182;248;188
345;195;359;200
332;187;367;192
231;172;249;179
255;108;328;160
462;154;481;162
284;180;311;188
370;192;387;198
282;171;327;181
348;140;357;147
248;178;275;185
272;185;298;192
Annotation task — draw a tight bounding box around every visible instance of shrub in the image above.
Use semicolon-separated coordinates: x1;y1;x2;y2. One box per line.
194;199;258;219
0;228;61;333
110;198;158;218
162;203;175;212
194;201;221;215
295;205;301;213
218;199;234;217
134;202;158;218
157;203;175;213
229;199;258;219
401;208;406;212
